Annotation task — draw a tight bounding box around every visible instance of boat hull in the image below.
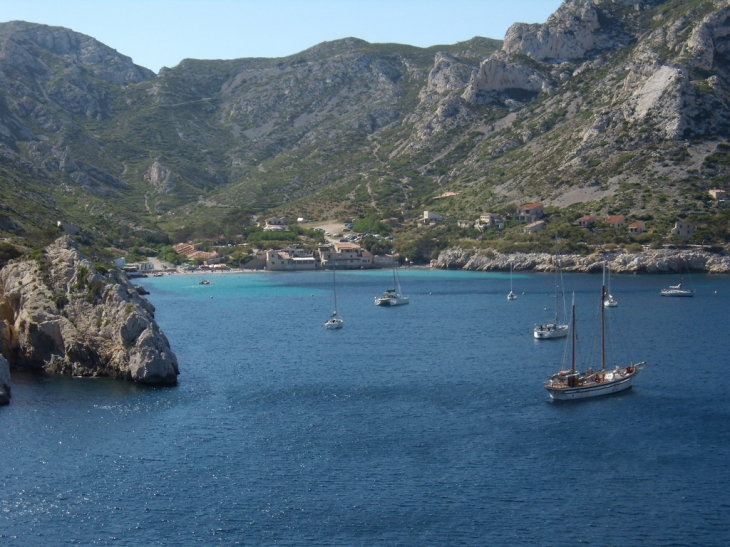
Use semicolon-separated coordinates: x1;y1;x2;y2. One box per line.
660;289;694;297
374;295;409;306
324;319;343;329
534;324;569;339
544;364;645;400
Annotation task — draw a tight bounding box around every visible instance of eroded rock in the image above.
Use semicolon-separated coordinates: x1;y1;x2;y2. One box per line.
0;236;178;385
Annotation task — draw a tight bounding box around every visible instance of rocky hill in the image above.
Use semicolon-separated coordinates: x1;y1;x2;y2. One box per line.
0;236;179;391
1;0;730;247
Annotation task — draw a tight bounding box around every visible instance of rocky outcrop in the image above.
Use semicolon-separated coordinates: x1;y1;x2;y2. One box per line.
0;236;178;385
423;52;475;95
462;0;634;103
685;6;730;72
434;248;730;274
144;161;175;194
462;51;551;102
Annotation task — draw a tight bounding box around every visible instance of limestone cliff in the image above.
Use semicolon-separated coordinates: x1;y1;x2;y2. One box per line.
434;248;730;274
0;237;178;386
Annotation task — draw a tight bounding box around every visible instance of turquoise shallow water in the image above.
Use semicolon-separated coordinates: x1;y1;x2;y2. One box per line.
2;269;730;546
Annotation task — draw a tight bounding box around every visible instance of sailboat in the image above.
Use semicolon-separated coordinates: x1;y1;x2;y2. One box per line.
324;262;343;329
543;286;646;400
534;238;568;339
374;262;409;306
603;262;618;307
660;253;695;297
507;262;517;300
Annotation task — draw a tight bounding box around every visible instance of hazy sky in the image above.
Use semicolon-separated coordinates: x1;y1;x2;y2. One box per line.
3;0;563;73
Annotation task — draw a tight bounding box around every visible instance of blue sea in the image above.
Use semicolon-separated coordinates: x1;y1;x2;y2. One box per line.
2;268;730;546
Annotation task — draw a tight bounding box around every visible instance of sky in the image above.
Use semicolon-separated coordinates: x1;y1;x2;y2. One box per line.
2;0;563;73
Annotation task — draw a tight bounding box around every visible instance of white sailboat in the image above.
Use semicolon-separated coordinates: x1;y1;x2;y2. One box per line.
375;263;409;306
324;262;343;329
507;262;517;300
603;262;618;307
544;286;646;401
660;253;695;297
534;239;568;339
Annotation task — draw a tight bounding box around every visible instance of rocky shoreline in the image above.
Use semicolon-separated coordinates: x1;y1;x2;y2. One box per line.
433;248;730;274
0;237;179;405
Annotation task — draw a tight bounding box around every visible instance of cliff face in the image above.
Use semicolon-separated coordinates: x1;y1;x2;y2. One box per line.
434;248;730;274
0;237;178;386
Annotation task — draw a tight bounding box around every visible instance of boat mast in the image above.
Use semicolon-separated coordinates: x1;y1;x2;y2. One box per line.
332;259;338;316
553;236;560;323
571;297;576;374
678;253;683;287
600;282;606;371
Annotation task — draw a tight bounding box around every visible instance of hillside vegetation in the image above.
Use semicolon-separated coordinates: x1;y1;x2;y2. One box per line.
1;0;730;261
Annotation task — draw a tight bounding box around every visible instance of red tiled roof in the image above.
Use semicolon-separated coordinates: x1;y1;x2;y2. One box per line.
606;215;624;222
520;203;543;209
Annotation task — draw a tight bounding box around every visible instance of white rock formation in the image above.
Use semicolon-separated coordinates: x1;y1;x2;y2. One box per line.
621;64;687;139
503;1;601;61
424;52;475;94
462;52;550;102
434;248;730;274
461;0;634;102
0;237;178;385
144;161;174;194
685;6;730;71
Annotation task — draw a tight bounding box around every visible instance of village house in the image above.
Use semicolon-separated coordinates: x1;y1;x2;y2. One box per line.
265;248;317;271
522;220;546;234
671;219;693;237
263;217;289;231
476;213;504;231
576;214;597;228
319;243;372;269
122;262;154;273
605;215;625;228
265;216;288;226
423;211;443;225
516;203;544;223
628;221;646;234
709;188;728;200
372;254;398;268
173;242;220;263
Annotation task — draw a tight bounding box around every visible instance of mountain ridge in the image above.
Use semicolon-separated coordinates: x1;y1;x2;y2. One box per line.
1;0;730;255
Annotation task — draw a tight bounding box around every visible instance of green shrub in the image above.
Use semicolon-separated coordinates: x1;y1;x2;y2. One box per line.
74;266;89;291
52;291;69;310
